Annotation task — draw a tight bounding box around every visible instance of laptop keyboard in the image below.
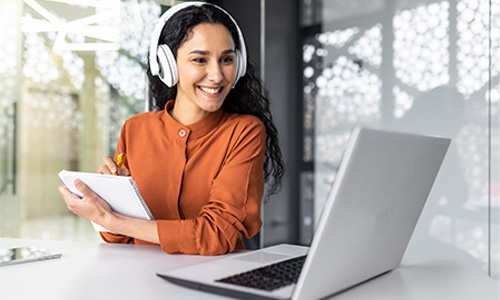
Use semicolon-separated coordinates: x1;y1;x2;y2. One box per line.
215;255;307;291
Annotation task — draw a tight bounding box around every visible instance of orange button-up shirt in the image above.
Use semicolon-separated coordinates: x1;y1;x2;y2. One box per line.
100;100;265;255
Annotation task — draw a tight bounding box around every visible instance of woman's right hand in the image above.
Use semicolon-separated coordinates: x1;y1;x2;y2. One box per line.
98;156;130;176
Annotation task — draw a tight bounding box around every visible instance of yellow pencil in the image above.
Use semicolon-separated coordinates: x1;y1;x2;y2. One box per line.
112;153;126;175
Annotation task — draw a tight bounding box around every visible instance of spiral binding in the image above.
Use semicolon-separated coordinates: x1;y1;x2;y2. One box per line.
128;179;154;220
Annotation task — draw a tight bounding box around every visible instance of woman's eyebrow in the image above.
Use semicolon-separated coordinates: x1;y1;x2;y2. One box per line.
188;49;235;55
189;50;209;55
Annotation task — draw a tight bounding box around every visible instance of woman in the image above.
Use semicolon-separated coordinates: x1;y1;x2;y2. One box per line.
59;2;284;255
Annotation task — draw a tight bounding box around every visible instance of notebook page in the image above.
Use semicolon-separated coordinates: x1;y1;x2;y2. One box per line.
58;170;154;232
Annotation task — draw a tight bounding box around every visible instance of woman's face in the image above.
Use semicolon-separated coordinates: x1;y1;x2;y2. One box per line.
174;23;236;121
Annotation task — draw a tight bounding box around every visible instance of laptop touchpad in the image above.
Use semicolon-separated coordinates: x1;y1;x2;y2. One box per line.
232;251;292;264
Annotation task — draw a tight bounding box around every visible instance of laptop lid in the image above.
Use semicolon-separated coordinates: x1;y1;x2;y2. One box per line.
157;127;451;300
292;126;450;299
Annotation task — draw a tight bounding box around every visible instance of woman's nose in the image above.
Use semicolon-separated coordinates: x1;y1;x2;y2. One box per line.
206;61;224;82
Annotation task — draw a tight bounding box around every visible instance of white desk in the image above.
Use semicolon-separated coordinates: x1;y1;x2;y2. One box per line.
0;238;498;300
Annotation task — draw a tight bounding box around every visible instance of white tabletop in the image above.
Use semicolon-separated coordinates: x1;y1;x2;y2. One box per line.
0;238;498;300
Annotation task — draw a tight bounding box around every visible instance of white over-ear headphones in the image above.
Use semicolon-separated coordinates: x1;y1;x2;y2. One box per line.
149;2;247;88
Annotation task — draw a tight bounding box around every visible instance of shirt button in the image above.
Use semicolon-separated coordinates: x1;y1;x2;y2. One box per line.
178;129;187;137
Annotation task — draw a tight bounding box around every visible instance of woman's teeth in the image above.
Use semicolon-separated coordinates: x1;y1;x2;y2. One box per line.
199;86;221;94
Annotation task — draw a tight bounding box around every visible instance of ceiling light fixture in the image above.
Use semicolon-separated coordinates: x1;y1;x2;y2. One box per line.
21;0;120;52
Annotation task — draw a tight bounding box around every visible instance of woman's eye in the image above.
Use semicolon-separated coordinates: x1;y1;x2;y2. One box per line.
221;56;234;64
192;57;206;63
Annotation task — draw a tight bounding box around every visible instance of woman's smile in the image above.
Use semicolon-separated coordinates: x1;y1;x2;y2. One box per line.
198;85;224;96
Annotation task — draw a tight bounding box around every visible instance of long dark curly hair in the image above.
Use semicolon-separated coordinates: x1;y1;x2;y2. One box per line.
147;4;284;197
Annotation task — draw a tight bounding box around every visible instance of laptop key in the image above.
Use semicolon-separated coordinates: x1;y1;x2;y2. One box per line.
216;255;307;291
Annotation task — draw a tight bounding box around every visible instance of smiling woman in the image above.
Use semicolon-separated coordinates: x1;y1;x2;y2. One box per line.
58;2;284;256
173;23;236;125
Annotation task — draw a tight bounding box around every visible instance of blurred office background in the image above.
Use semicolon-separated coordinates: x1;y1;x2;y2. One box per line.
0;0;498;280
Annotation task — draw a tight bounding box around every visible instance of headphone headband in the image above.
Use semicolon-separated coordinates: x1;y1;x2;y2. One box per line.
149;2;247;87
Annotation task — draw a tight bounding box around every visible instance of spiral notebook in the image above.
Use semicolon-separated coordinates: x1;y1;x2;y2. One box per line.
58;170;154;232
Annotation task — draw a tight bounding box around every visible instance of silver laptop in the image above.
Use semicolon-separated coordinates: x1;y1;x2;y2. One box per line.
157;127;451;300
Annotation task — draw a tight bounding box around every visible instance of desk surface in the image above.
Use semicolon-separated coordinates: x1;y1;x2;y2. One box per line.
0;238;498;300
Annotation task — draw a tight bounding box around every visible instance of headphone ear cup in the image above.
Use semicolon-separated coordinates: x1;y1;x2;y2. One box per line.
157;44;178;87
232;49;244;88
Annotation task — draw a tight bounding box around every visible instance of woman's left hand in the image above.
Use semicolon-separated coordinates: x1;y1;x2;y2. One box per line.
59;179;115;228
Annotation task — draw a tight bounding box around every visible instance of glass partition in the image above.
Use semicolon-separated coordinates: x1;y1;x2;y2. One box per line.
491;0;499;278
0;0;185;241
0;0;22;238
301;0;499;279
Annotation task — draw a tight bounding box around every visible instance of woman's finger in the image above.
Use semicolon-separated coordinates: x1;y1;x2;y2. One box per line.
58;185;82;201
118;168;131;176
74;179;93;197
98;156;117;174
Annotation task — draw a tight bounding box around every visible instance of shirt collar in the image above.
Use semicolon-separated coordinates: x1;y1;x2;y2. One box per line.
162;100;225;139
